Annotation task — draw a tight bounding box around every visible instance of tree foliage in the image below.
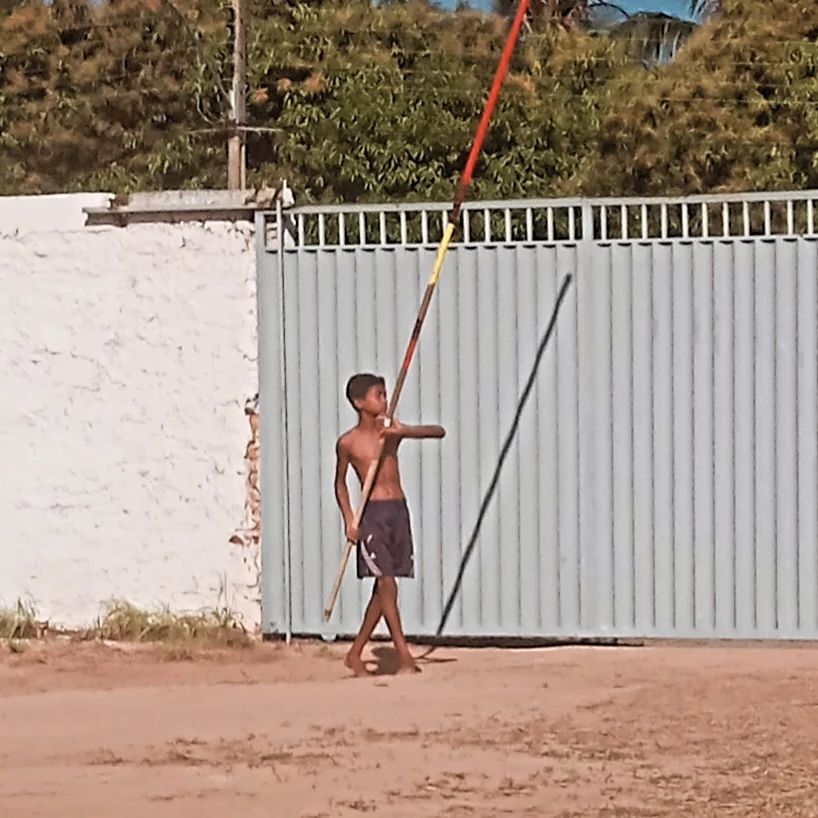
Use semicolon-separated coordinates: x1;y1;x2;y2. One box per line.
246;0;628;201
581;0;818;195
0;0;816;201
0;0;230;193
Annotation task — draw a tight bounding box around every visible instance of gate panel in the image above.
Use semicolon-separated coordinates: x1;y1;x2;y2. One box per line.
798;240;818;632
273;244;581;638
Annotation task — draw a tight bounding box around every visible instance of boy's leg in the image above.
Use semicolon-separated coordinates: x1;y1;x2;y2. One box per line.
376;577;418;673
345;583;382;676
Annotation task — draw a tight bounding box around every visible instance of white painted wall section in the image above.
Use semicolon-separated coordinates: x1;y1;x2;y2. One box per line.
0;212;260;629
0;192;112;234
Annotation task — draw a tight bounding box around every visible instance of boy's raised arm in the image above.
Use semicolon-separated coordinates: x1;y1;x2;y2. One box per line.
381;419;446;440
404;424;446;439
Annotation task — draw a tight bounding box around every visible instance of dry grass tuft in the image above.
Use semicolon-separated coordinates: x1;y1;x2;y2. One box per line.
83;599;253;649
0;598;46;641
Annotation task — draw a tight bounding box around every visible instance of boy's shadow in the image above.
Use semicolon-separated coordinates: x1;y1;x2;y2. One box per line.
369;645;457;675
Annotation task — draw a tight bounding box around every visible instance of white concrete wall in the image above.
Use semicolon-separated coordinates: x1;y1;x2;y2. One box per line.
0;197;261;629
0;192;112;233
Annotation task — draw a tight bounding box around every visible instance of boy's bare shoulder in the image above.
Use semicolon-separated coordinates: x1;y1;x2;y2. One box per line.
336;427;359;452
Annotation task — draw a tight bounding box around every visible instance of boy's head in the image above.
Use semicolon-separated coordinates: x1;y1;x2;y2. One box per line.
345;373;387;416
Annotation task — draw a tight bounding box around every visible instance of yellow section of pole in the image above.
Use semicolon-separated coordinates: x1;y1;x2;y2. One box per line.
428;222;456;286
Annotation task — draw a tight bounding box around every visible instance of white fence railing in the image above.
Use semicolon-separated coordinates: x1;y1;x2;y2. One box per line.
268;190;818;249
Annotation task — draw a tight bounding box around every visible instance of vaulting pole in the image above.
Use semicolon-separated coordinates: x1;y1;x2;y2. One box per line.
324;0;532;621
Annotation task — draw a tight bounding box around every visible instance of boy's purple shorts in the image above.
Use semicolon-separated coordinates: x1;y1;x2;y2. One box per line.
356;498;415;579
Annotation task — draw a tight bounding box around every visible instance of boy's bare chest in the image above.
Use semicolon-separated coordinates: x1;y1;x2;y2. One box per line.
348;435;398;469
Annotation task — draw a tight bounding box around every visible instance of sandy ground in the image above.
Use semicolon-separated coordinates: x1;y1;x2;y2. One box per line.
2;639;818;818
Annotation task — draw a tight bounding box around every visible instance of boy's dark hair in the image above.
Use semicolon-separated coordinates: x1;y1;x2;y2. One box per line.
345;373;385;410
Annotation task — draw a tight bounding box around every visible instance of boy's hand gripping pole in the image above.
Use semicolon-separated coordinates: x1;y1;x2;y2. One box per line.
323;0;531;622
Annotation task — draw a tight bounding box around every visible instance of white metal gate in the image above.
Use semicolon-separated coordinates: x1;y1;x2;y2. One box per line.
258;191;818;641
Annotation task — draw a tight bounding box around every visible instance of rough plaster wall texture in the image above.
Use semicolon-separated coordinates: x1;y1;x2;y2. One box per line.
0;221;260;628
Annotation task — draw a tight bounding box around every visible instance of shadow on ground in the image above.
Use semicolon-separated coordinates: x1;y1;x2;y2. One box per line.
369;645;457;675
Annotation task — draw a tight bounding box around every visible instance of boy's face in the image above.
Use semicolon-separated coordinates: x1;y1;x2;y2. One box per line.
356;383;388;417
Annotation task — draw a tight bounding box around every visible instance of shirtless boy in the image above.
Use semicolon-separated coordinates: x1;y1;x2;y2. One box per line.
334;373;446;676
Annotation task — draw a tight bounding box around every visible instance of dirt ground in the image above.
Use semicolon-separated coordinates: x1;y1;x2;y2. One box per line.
2;638;818;818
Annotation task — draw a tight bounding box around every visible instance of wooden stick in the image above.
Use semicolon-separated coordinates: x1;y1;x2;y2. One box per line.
322;0;532;622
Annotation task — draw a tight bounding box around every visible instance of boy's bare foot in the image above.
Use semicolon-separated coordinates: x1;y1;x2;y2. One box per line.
344;652;369;677
396;658;421;675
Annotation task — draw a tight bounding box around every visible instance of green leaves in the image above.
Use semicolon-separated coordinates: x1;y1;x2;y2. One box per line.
0;0;815;200
580;0;818;196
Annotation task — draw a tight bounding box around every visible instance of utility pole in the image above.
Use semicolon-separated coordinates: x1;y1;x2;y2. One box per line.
227;0;246;190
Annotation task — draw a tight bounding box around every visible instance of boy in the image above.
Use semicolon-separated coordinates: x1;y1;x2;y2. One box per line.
334;373;445;676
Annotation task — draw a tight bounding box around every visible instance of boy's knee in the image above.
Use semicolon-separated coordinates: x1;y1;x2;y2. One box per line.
376;577;398;596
